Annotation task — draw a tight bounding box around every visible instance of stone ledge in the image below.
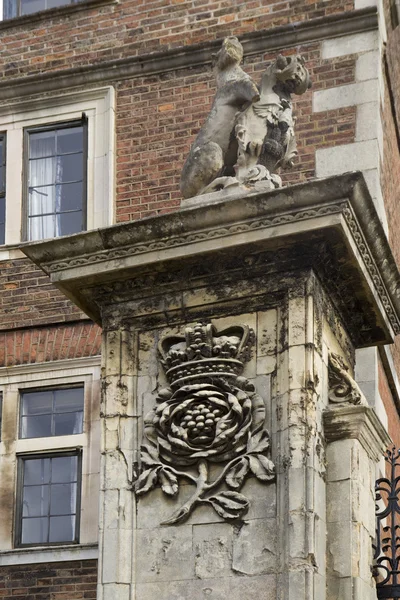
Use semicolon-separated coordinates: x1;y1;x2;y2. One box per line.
22;172;400;348
323;404;391;462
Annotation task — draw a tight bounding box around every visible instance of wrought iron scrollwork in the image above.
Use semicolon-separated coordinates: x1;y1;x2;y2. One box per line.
373;447;400;598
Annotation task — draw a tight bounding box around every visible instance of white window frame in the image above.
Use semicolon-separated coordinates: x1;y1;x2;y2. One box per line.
0;86;115;254
0;356;100;564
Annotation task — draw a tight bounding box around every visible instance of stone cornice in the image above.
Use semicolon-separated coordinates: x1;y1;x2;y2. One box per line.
0;7;377;101
323;404;391;462
22;172;400;346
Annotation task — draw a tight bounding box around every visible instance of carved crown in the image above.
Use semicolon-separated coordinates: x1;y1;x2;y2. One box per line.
158;323;255;388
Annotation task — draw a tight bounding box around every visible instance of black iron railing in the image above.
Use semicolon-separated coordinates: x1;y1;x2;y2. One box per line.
374;448;400;598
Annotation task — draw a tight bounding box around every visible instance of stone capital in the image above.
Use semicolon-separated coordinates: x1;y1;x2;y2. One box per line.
323;404;391;462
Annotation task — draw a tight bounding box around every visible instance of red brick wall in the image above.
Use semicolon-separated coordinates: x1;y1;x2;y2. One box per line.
115;43;357;221
0;322;101;367
0;560;97;600
379;357;400;450
0;259;83;330
0;0;354;80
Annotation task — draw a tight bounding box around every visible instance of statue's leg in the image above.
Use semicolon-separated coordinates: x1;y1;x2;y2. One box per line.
180;141;223;199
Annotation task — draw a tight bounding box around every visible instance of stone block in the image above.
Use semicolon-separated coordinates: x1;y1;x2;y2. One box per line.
135;525;194;583
194;523;233;579
102;583;131;600
242;478;277;520
355;102;379;141
326;440;352;482
256;355;276;375
232;518;277;575
321;31;378;59
101;528;133;583
326;480;351;523
257;309;278;357
327;521;352;578
313;80;377;113
315;140;378;177
135;575;277;600
288;296;306;346
356;50;379;81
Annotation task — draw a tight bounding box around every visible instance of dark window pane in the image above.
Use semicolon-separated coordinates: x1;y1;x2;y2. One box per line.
49;515;75;543
50;483;76;515
21;517;48;544
57;153;83;183
57;128;83;154
0;197;5;246
52;456;78;483
59;182;83;213
22;391;52;416
29;131;55;159
58;211;82;236
22;485;49;517
21;415;52;439
24;458;51;486
28;215;55;241
0;166;4;195
54;412;83;436
54;388;84;413
3;0;18;19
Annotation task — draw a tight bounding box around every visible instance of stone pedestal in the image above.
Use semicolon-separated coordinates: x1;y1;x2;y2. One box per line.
24;173;399;600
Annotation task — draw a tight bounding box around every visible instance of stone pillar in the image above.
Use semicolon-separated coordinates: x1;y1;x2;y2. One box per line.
22;174;400;600
324;405;390;600
97;328;137;600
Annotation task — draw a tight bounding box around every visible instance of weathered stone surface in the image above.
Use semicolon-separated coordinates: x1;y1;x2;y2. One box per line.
231;518;277;575
136;575;277;600
135;526;194;583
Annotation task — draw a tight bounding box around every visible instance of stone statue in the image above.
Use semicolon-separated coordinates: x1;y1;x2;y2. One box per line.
180;38;311;199
180;37;260;200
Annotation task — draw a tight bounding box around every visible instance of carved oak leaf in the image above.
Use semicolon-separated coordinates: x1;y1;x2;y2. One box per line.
140;444;160;467
159;468;179;497
134;468;159;495
226;457;250;489
247;429;270;454
249;454;275;482
208;491;249;520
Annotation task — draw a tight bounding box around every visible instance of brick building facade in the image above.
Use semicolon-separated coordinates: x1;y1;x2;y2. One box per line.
0;0;399;598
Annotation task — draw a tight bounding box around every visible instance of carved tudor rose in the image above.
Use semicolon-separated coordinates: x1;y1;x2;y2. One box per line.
134;322;275;524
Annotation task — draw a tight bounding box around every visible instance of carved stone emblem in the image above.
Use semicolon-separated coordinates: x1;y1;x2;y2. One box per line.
328;352;363;405
135;322;275;524
180;36;311;199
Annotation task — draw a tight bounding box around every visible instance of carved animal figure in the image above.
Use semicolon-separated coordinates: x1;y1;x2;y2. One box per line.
233;54;311;181
180;37;260;199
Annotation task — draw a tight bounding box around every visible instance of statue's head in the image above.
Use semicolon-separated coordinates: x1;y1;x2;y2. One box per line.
274;55;312;95
214;37;244;70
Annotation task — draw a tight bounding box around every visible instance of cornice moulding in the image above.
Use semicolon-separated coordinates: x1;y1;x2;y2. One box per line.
22;172;400;348
323;404;392;462
0;8;378;101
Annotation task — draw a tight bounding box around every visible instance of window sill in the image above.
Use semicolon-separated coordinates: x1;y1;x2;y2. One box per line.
0;542;98;565
0;0;118;30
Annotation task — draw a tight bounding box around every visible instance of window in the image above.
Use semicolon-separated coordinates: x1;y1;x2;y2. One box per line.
17;452;81;546
26;121;87;241
3;0;80;19
20;387;84;439
0;87;114;249
0;135;5;245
